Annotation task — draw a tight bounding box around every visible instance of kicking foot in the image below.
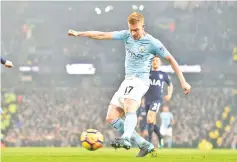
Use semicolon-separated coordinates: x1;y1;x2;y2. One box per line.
136;142;157;157
110;137;132;150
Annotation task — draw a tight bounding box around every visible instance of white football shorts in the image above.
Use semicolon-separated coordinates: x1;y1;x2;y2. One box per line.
110;77;149;109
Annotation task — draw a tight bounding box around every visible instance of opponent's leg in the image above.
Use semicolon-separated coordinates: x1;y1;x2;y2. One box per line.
146;110;156;142
154;124;164;148
139;124;148;140
147;123;154;142
146;101;162;146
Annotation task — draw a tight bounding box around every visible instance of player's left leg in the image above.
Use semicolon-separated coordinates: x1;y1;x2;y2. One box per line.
146;101;162;146
111;78;155;157
121;98;155;157
121;98;139;140
120;78;149;144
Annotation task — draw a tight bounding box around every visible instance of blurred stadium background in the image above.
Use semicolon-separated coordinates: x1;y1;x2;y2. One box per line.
1;1;237;151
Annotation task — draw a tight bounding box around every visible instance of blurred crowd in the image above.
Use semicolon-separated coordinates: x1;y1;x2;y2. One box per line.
1;1;237;73
169;88;235;147
2;86;236;149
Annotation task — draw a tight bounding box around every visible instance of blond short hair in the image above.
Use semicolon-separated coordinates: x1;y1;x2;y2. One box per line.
127;12;144;25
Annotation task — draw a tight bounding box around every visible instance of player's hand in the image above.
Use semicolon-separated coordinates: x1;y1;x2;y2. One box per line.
181;82;191;95
163;95;172;101
68;30;78;36
5;60;13;68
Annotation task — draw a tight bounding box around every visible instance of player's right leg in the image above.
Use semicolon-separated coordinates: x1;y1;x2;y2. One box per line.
105;88;130;148
106;103;133;149
106;104;125;135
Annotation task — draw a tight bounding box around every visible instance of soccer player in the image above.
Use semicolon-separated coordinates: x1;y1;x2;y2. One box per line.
160;105;174;148
68;12;191;157
145;56;173;148
1;57;13;68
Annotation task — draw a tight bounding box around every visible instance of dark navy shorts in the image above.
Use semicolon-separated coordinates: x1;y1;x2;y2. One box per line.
145;100;162;113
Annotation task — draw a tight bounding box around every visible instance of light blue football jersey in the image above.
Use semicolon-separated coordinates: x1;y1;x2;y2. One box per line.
112;30;171;83
160;112;173;128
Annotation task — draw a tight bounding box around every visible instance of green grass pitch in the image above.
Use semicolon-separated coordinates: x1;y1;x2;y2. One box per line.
2;147;237;162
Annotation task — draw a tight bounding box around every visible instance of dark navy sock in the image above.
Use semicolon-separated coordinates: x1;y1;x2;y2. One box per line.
147;123;154;142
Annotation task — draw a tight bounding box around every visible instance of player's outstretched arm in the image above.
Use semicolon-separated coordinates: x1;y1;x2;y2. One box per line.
165;55;191;95
154;40;191;95
68;29;113;40
1;57;13;68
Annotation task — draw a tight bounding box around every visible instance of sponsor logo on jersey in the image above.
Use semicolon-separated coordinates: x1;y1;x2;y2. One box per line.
138;45;146;52
150;79;161;86
159;74;163;79
126;48;144;59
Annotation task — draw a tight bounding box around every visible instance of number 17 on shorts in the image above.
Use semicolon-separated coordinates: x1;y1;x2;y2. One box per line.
110;78;149;109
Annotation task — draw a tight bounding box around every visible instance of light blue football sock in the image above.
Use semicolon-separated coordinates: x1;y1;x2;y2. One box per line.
132;130;147;146
110;118;124;135
122;112;137;140
110;118;147;146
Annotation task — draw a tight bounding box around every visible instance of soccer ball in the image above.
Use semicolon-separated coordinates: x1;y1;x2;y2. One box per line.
80;129;104;151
